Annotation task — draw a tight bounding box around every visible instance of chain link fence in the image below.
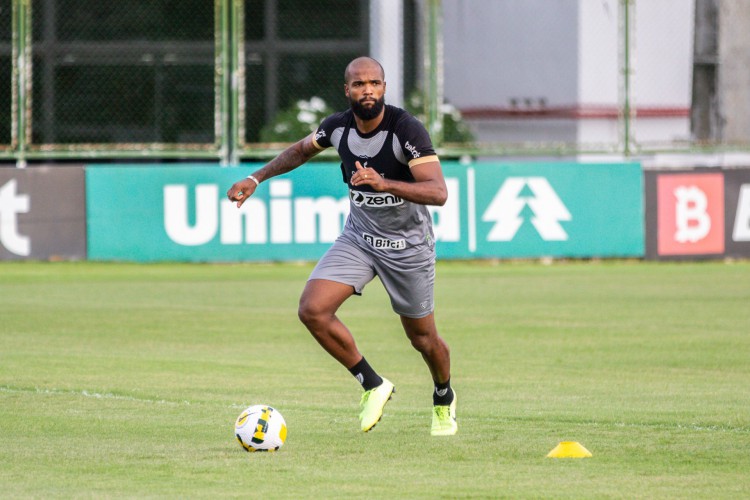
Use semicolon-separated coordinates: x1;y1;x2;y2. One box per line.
234;0;424;160
1;0;750;163
24;0;222;159
235;0;372;153
1;0;13;152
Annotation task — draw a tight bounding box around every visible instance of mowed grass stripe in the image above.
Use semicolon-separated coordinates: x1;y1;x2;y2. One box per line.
1;260;749;498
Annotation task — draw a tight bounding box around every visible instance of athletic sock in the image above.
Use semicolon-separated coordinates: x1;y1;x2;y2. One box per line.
433;378;454;406
348;357;383;391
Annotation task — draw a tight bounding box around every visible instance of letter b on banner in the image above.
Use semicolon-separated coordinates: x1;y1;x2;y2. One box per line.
657;173;724;256
674;186;710;243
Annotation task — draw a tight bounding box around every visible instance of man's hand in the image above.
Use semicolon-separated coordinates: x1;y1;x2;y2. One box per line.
226;178;258;208
225;134;323;209
350;161;385;191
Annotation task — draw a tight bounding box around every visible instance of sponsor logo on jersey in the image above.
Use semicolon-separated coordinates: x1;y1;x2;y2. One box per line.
405;141;421;159
314;129;326;142
363;232;407;250
349;189;404;208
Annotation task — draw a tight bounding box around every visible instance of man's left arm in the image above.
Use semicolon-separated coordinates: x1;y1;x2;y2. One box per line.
351;159;448;206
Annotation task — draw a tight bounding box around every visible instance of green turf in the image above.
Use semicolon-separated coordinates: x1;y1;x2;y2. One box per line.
1;260;749;498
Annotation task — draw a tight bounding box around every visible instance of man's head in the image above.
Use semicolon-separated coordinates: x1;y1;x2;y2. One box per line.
344;57;386;121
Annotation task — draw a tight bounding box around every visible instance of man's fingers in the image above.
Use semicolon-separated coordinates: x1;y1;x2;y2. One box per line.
354;161;364;170
235;190;246;207
226;181;252;207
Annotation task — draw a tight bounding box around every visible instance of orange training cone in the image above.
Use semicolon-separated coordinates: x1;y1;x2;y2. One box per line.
546;441;592;458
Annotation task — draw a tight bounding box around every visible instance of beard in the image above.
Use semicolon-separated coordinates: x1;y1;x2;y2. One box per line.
350;95;385;121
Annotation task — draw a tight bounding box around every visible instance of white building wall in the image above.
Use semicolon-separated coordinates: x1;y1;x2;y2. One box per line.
633;0;694;108
442;0;579;109
441;0;694;148
577;0;619;107
719;1;750;142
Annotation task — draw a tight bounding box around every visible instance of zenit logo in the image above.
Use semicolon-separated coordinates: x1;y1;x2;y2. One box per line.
349;189;404;208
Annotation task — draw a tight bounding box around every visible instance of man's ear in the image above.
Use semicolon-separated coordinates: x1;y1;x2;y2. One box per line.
344;84;350;98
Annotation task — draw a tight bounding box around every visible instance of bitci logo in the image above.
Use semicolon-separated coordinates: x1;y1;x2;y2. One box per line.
657;173;724;256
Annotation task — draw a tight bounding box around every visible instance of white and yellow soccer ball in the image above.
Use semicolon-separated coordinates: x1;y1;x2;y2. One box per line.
234;405;287;452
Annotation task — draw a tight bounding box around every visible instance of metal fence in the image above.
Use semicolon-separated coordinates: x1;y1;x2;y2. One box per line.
1;0;749;164
1;0;13;154
17;0;225;161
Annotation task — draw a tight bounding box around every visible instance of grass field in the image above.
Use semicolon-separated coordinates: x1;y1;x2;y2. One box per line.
1;260;749;498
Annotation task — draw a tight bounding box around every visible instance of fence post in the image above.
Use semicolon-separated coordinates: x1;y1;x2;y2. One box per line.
229;0;243;166
15;0;30;168
424;0;443;147
619;0;634;157
218;0;232;166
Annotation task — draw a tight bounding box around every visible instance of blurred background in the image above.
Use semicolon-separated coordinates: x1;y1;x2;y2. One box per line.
1;0;748;164
2;0;749;263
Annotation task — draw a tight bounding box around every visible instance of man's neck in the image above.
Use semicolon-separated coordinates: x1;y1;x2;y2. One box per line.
354;109;385;135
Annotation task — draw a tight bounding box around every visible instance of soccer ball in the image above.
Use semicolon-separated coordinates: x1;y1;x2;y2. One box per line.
234;405;287;452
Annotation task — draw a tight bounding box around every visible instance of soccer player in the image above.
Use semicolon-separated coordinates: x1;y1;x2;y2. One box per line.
227;56;456;436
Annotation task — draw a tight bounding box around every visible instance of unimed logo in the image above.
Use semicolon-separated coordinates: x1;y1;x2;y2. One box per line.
0;179;31;256
163;179;462;248
657;173;724;255
164;180;349;246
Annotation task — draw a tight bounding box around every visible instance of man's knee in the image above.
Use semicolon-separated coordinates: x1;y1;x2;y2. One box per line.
298;280;353;328
297;297;320;327
407;325;448;354
408;334;427;352
407;328;436;352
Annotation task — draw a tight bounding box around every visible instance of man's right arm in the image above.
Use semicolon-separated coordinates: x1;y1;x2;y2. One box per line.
251;133;323;183
227;133;323;207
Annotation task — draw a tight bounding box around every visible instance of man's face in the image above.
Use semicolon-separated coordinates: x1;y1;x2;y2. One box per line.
345;62;386;121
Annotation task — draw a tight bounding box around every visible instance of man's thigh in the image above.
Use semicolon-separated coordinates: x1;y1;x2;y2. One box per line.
309;237;376;295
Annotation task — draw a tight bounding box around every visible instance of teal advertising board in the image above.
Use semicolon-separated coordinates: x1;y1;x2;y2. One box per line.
86;162;643;261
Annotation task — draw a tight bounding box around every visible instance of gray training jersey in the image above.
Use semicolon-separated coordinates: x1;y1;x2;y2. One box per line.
312;105;440;260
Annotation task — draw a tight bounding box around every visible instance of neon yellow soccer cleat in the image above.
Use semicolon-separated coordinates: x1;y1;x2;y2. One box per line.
431;391;457;436
359;378;395;432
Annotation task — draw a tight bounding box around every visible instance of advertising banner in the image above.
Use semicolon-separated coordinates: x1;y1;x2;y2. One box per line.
86;162;643;262
724;169;750;257
438;162;643;259
645;167;750;259
0;166;87;260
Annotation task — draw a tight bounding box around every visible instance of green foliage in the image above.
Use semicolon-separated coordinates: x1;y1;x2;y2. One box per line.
404;90;475;144
259;97;333;143
2;261;750;497
259;92;475;146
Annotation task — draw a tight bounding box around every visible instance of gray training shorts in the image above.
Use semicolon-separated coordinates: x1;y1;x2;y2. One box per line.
308;232;436;318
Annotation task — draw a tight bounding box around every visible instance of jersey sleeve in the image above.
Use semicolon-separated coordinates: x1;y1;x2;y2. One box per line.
394;113;440;167
311;112;346;150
